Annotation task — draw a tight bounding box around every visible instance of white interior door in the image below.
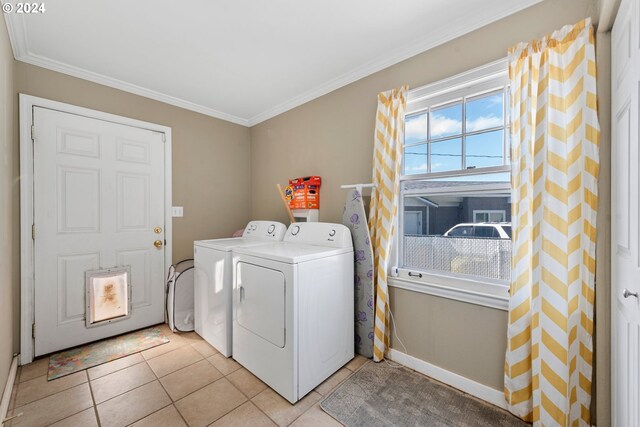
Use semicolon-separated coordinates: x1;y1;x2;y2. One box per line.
612;0;640;425
33;107;166;356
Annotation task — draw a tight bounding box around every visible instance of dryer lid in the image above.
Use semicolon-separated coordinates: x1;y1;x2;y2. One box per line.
233;242;352;264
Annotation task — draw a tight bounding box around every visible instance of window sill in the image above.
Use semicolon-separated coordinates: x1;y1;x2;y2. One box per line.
389;270;509;311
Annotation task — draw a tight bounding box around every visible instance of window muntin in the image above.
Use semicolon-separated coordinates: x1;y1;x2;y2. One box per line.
473;210;507;223
403;88;509;175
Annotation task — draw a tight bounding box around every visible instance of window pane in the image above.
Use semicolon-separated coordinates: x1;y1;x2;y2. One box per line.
448;226;473;237
402;177;512;281
430;138;461;172
474;226;496;238
405;112;427;144
430;103;462;139
466;91;504;132
489;211;505;222
465;130;504;168
404;143;428;175
474;212;489;222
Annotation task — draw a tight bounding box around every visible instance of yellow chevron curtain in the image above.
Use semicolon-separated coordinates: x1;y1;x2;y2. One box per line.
504;19;599;426
368;86;407;362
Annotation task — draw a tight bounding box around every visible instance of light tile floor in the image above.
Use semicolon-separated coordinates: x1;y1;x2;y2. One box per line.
5;325;367;427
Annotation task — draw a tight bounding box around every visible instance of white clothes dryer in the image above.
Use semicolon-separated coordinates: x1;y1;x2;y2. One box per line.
194;221;287;357
232;222;354;403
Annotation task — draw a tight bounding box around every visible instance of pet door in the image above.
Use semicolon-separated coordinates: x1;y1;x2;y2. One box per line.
85;266;132;328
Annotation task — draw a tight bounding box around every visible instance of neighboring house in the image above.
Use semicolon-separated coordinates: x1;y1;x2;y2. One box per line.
403;181;511;236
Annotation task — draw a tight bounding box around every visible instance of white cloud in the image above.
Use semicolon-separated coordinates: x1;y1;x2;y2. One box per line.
405;163;428;172
405;116;426;140
466;115;503;132
430;114;461;137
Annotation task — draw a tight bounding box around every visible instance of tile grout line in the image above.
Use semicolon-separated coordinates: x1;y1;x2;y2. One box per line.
85;371;103;427
151;359;191;427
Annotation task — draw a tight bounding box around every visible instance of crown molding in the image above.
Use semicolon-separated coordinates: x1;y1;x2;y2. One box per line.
3;12;250;126
4;0;541;128
246;0;541;126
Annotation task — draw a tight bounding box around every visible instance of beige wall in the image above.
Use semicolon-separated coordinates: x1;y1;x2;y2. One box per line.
250;0;608;424
0;14;16;394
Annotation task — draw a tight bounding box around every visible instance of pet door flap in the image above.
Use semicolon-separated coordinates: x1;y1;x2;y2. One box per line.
85;266;132;328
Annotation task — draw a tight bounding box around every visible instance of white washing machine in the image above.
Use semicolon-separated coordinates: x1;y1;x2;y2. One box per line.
194;221;287;357
232;222;354;403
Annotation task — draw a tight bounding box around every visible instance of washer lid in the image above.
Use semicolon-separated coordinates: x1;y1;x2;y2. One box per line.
194;220;288;251
233;242;353;264
194;237;281;252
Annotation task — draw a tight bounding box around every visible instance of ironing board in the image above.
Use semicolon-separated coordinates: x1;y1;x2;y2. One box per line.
342;189;374;358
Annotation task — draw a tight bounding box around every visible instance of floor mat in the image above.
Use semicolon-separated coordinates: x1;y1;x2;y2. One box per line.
321;361;529;427
47;326;169;380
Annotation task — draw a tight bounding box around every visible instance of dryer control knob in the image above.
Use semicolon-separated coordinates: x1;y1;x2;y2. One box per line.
329;229;336;237
268;224;275;234
291;225;301;235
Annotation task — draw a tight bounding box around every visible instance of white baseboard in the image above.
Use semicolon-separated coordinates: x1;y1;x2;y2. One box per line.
0;355;18;425
387;348;507;410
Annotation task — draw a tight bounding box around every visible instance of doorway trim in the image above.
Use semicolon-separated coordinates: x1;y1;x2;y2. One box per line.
19;94;173;365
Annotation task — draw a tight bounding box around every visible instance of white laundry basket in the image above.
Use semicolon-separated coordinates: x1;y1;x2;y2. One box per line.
166;259;195;332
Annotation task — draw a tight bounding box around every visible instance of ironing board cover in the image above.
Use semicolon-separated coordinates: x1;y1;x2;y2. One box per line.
342;189;374;358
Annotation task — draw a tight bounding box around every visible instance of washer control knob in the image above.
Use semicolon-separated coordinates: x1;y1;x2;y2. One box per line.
329;229;336;237
268;224;275;234
291;225;301;235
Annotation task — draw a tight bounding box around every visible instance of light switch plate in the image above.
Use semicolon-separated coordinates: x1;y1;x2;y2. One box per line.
172;206;184;217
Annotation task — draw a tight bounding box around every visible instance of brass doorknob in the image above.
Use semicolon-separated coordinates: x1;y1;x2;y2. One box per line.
154;240;163;248
154;227;162;234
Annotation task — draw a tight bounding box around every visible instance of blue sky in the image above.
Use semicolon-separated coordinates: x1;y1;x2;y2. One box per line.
404;91;505;175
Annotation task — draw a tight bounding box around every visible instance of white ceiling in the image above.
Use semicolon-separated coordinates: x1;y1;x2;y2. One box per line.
3;0;541;126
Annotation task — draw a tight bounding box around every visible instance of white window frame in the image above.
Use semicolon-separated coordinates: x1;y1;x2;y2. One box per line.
390;58;511;311
473;210;507;223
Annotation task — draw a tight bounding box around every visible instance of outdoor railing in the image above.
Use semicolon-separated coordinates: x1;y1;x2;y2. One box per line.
403;235;512;281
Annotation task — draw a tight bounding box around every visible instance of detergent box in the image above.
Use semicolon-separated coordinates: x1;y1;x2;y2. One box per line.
285;176;321;209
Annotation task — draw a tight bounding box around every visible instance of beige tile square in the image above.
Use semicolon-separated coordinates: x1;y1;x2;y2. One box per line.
206;354;241;376
15;371;87;407
177;331;204;344
289;403;342;427
130;404;187;427
174;378;246;427
252;388;321;427
191;340;219;358
314;368;352;395
210;401;276;427
160;359;223;401
91;362;156;403
345;355;368;372
226;368;268;399
87;353;145;380
49;408;99;427
96;381;171;427
18;358;49;383
147;345;204;378
9;383;93;427
142;335;188;360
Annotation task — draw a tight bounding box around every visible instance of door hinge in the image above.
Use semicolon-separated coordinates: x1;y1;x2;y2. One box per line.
32;323;35;339
161;133;166;143
31;125;35;141
32;224;35;240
